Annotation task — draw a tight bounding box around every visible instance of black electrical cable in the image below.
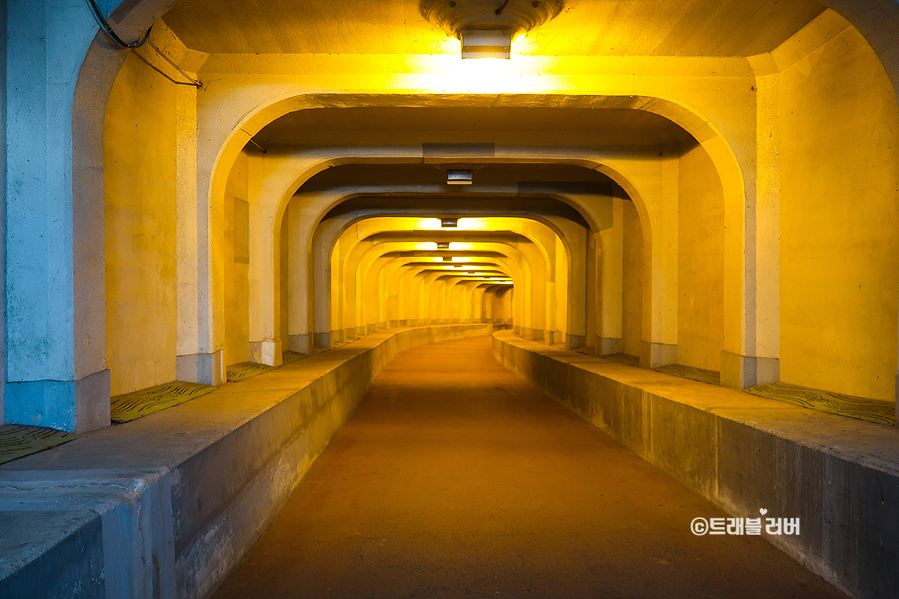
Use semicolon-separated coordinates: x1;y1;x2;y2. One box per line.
146;40;203;88
495;0;511;15
86;0;151;48
132;50;201;87
86;0;202;88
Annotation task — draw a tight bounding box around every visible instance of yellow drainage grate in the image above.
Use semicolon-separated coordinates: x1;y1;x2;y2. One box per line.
745;382;895;426
655;364;721;386
602;353;640;367
110;381;218;423
281;351;309;365
226;362;276;382
0;424;80;465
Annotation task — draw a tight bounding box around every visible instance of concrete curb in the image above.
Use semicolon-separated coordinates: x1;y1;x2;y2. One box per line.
492;330;899;599
0;324;499;599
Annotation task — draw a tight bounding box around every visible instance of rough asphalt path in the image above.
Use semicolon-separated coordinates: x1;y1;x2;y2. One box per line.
211;336;846;599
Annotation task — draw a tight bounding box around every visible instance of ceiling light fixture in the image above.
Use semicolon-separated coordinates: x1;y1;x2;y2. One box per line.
437;242;450;249
461;29;512;59
420;0;564;59
441;218;459;228
447;170;473;185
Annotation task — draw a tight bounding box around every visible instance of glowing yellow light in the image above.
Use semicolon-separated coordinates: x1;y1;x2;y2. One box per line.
415;242;438;250
448;242;473;250
412;218;444;231
456;218;490;230
451;257;473;263
390;55;570;94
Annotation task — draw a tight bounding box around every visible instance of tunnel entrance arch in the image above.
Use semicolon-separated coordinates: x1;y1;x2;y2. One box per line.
49;0;899;427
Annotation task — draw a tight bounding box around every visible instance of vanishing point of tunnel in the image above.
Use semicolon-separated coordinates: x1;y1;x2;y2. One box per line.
4;0;899;598
211;337;847;599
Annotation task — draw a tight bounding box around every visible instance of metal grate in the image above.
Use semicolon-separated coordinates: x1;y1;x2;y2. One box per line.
745;382;895;426
226;361;276;382
654;364;721;386
110;381;218;423
0;424;80;465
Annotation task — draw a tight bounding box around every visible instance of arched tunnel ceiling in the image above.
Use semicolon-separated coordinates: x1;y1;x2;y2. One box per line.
163;0;825;57
322;197;591;229
361;230;533;244
254;106;695;147
304;163;616;191
307;163;616;229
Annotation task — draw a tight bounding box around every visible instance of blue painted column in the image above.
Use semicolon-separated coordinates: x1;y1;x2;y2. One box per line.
4;0;110;432
0;0;6;424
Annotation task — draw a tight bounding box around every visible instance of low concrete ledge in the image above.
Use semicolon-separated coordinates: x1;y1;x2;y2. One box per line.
0;324;499;599
492;330;899;599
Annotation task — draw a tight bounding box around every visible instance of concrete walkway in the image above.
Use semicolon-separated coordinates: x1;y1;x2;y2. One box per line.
211;336;847;599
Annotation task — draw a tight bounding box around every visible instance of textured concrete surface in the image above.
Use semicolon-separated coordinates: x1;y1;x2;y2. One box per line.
211;336;847;599
0;325;495;599
494;331;899;599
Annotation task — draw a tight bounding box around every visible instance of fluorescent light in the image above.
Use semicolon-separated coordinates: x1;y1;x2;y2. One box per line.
461;29;512;60
446;170;473;185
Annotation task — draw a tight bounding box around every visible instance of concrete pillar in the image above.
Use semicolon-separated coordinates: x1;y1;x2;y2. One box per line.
4;1;110;432
381;261;406;327
598;198;624;355
641;155;679;368
0;2;7;424
720;60;781;389
553;219;589;349
246;153;282;367
385;262;416;328
174;82;224;383
312;226;334;346
286;198;311;353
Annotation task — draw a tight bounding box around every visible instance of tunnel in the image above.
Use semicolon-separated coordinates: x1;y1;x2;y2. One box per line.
2;1;899;598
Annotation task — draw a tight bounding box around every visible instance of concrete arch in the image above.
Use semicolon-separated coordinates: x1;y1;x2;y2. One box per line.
359;247;521;331
265;155;663;364
110;1;898;389
353;243;527;330
346;236;536;343
315;217;572;330
214;96;730;345
16;0;895;430
316;202;592;347
384;261;515;326
343;243;524;340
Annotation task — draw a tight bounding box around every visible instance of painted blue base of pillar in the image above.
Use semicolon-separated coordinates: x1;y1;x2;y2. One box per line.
5;370;110;433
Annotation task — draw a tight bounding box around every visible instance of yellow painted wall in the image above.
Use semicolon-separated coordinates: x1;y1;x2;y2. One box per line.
779;26;899;400
104;54;177;395
599;200;625;345
223;150;250;366
280;213;290;348
677;144;725;371
621;200;644;358
502;289;514;322
554;234;569;341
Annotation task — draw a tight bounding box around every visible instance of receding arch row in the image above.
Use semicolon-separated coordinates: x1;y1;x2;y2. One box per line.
254;153;665;371
6;0;892;430
325;224;550;353
351;244;521;338
269;175;616;357
191;93;745;391
317;213;585;344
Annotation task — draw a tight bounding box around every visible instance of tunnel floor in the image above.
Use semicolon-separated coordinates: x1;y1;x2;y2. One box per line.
211;336;847;599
